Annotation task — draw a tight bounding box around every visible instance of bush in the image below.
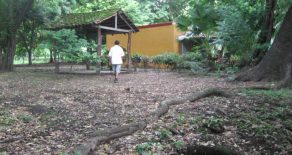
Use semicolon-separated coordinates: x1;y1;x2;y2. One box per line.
131;53;142;63
141;56;150;68
182;52;203;62
163;53;183;67
152;53;183;69
152;54;165;65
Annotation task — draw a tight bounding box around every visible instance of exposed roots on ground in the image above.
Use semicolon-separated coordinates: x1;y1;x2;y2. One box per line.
72;88;231;155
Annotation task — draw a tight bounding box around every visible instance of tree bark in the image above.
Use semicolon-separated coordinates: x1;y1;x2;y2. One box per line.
0;0;34;71
252;0;277;65
28;49;32;65
0;48;3;70
236;5;292;86
49;50;54;63
2;35;17;71
54;50;59;73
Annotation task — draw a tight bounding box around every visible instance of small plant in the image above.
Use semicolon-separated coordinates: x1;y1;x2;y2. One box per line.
156;128;172;140
253;122;275;135
190;116;203;125
177;113;186;124
135;142;153;155
173;140;185;151
203;116;225;133
0;116;16;126
241;89;292;100
182;52;203;61
17;114;33;123
0;109;16;126
236;118;252;130
283;120;292;131
132;53;142;63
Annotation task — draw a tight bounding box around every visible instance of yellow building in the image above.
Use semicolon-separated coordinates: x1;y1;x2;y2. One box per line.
106;22;184;56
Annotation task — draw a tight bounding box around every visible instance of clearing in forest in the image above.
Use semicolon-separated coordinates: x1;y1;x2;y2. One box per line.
0;70;291;154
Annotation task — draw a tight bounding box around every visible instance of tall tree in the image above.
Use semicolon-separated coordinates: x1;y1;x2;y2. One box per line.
0;0;34;71
252;0;277;65
236;5;292;87
18;2;45;65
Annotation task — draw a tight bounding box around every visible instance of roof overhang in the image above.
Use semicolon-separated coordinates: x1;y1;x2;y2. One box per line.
45;9;138;34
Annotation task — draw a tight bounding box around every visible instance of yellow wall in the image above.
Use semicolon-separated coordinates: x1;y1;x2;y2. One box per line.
106;23;184;56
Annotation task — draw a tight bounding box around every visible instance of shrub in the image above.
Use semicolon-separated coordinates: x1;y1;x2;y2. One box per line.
135;142;153;155
17;114;33;123
182;52;203;61
141;56;150;68
152;53;183;69
163;53;183;67
131;53;142;63
152;54;165;65
173;140;185;151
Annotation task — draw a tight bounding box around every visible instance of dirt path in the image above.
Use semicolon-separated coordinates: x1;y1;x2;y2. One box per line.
0;70;290;154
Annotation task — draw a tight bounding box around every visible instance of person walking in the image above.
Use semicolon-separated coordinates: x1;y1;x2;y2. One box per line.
108;40;125;83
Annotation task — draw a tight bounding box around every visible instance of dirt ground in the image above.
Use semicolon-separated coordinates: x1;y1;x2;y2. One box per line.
0;67;291;155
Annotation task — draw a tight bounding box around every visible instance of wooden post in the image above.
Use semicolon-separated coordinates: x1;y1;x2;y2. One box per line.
96;27;102;74
127;32;132;70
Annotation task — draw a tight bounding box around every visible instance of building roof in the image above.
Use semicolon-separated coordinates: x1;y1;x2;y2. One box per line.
138;22;173;29
46;9;139;33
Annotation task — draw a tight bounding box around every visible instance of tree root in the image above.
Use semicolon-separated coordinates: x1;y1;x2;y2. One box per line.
154;88;230;118
276;63;292;89
72;88;230;155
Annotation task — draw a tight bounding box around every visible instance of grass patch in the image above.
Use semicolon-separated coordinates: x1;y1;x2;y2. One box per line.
39;107;61;127
0;109;16;126
241;89;292;100
135;142;163;155
17;114;33;123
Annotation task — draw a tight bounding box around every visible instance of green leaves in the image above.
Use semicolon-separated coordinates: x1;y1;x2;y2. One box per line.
216;5;255;63
42;29;88;62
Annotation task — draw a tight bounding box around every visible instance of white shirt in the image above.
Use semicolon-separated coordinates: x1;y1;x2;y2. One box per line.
108;45;125;64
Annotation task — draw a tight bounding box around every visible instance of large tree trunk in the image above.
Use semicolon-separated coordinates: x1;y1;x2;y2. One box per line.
49;50;54;63
2;35;17;71
0;48;3;70
236;5;292;85
251;0;277;65
0;0;34;72
28;49;32;65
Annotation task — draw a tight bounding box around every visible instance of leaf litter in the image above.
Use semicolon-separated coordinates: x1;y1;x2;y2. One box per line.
0;70;291;154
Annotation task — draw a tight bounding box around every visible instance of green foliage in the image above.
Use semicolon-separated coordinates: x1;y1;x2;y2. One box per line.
135;142;159;155
176;113;186;124
241;89;292;100
217;5;256;66
203;116;224;129
0;116;16;126
173;140;184;151
0;109;16;126
42;29;89;62
182;52;203;62
17;114;33;123
162;53;183;67
283;120;292;131
152;53;182;68
77;52;97;64
152;54;164;65
135;143;151;155
132;53;142;63
177;0;219;34
155;128;172;140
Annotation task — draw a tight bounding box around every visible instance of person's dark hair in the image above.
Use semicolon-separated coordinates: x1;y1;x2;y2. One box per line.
114;40;120;45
